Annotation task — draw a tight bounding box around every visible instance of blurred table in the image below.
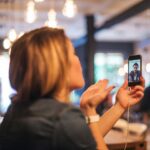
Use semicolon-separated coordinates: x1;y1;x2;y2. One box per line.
105;129;147;150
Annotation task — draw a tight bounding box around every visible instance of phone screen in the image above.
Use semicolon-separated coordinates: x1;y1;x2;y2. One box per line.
128;55;141;86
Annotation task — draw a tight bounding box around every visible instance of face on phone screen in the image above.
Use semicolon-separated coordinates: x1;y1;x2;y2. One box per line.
128;59;141;84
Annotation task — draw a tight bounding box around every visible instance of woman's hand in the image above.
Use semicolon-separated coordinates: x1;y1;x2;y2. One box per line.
116;77;145;109
80;79;115;116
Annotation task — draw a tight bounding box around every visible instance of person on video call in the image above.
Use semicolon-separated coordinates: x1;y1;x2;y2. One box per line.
0;27;144;150
129;63;141;82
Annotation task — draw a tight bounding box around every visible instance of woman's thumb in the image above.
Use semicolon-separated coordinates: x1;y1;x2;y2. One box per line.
121;80;128;89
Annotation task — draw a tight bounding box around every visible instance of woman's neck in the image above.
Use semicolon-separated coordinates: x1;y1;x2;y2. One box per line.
54;88;70;104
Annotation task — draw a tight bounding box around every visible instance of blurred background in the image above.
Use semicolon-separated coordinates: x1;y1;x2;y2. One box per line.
0;0;150;149
0;0;150;119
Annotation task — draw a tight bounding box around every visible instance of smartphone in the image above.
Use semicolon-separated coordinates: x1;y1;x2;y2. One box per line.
128;55;142;86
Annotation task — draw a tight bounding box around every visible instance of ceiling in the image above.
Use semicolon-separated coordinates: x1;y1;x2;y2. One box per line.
0;0;149;42
95;9;150;41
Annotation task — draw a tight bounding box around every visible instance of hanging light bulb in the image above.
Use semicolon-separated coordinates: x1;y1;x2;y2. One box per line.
34;0;44;2
18;32;25;38
3;38;11;50
25;1;37;23
45;9;57;28
8;29;17;42
123;63;128;73
62;0;77;18
146;63;150;72
118;67;125;76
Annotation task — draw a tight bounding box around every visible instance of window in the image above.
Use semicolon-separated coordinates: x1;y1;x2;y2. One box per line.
94;53;124;95
0;53;12;114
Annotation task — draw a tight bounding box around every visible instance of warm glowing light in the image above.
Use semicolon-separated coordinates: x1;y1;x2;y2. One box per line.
34;0;44;2
8;29;17;42
118;67;125;76
18;32;24;38
124;63;128;73
62;0;77;18
146;63;150;72
45;9;57;28
25;1;37;23
3;38;11;49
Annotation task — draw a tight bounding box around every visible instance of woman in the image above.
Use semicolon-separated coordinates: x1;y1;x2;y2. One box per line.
0;27;144;150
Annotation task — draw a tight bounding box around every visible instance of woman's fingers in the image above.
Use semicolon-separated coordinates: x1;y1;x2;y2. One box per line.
129;86;144;95
85;84;98;92
96;85;115;102
84;79;113;94
131;91;144;99
132;85;144;91
140;76;145;87
82;85;115;107
100;79;109;88
130;94;144;105
105;85;115;94
85;79;108;92
80;79;115;109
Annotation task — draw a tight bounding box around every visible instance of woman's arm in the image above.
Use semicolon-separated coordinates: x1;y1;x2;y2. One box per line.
99;78;144;136
98;102;125;136
88;121;108;150
80;78;144;141
80;80;115;150
83;106;108;150
82;102;124;149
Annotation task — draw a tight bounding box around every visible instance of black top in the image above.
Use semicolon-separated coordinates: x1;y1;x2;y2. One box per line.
140;86;150;113
0;98;96;150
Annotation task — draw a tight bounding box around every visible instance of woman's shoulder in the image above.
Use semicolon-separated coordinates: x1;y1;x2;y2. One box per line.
25;98;81;117
58;104;83;120
0;99;81;137
54;104;97;149
28;98;70;113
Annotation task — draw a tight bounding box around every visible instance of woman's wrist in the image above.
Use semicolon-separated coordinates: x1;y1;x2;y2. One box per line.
115;102;126;112
81;107;97;116
85;114;100;124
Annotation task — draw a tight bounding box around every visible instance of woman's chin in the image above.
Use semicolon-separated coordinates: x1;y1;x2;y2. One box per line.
70;83;85;91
